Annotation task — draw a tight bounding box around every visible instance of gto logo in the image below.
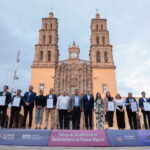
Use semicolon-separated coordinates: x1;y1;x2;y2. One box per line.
22;134;31;139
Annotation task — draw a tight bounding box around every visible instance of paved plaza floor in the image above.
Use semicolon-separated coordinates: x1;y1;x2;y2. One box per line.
0;146;150;150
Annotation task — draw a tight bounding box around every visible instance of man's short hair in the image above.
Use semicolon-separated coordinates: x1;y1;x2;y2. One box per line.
50;88;53;91
141;91;145;94
17;89;21;93
4;85;9;89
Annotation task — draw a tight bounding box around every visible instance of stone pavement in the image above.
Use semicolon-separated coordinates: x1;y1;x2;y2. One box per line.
0;146;150;150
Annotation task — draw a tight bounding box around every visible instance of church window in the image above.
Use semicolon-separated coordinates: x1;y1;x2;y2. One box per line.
45;23;47;29
96;51;100;62
104;51;108;62
39;50;43;61
39;83;44;91
96;24;98;30
102;84;107;93
101;24;103;30
102;36;105;45
48;51;51;62
96;36;99;44
43;35;46;44
50;23;52;29
49;35;52;44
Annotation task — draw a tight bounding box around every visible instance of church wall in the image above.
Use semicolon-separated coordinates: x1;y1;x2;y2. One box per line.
30;68;55;95
92;68;117;98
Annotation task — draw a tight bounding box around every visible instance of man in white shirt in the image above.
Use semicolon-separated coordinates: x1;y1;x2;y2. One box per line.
56;91;70;129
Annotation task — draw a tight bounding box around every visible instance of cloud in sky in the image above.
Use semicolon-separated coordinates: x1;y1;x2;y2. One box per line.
0;0;150;97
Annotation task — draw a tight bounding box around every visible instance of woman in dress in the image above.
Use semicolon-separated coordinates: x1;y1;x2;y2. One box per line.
115;93;125;129
104;91;114;129
94;92;105;130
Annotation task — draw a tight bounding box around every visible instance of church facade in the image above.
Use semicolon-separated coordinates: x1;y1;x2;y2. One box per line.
30;12;117;98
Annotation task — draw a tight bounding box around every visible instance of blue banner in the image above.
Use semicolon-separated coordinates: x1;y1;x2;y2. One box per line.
0;129;51;146
138;130;150;146
106;130;140;146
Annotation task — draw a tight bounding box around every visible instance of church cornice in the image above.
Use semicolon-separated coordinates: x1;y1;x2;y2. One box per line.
90;44;112;48
91;18;107;21
42;17;58;21
39;29;57;32
35;44;58;48
91;64;116;69
31;64;56;68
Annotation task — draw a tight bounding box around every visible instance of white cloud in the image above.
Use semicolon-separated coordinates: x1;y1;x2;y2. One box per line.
0;0;150;97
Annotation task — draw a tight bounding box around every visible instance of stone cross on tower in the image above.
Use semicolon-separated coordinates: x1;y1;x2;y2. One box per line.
51;7;53;12
96;8;99;13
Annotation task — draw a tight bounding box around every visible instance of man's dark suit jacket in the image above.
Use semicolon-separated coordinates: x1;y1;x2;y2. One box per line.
83;95;94;110
46;94;57;107
0;91;11;108
139;97;150;112
23;92;36;108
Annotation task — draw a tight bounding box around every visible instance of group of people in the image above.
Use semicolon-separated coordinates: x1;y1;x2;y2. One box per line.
0;85;150;130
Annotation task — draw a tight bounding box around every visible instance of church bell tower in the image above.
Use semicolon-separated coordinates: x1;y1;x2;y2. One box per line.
30;12;59;94
90;12;117;97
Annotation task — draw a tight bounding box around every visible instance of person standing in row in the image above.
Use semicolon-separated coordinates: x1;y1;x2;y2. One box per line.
139;91;150;129
104;91;114;129
23;85;36;129
9;89;24;128
35;90;46;129
44;88;57;129
69;89;83;130
124;92;139;129
115;93;125;129
83;89;94;130
57;91;70;129
94;92;104;130
0;85;11;128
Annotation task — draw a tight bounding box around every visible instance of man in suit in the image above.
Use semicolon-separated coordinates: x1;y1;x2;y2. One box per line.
44;88;57;129
0;85;11;128
9;89;24;128
23;85;36;128
83;89;94;130
124;92;139;129
139;91;150;129
69;89;83;130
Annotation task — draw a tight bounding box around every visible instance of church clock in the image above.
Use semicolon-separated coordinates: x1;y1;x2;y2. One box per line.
70;52;77;59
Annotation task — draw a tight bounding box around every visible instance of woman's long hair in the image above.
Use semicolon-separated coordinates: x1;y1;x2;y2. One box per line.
106;91;113;101
95;92;102;101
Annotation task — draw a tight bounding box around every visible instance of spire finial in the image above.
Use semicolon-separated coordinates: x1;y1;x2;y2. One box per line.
49;8;54;18
95;8;100;19
51;7;53;12
96;8;98;14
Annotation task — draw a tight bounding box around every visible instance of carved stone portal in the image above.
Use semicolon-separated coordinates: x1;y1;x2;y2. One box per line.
54;60;93;96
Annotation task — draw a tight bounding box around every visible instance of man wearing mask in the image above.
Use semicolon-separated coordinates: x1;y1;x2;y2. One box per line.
0;85;11;128
124;92;139;129
44;88;57;129
69;89;83;130
139;91;150;129
23;85;36;129
83;89;94;130
9;89;23;128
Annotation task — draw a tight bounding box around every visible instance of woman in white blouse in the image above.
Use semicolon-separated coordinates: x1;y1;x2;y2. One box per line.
115;93;125;129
